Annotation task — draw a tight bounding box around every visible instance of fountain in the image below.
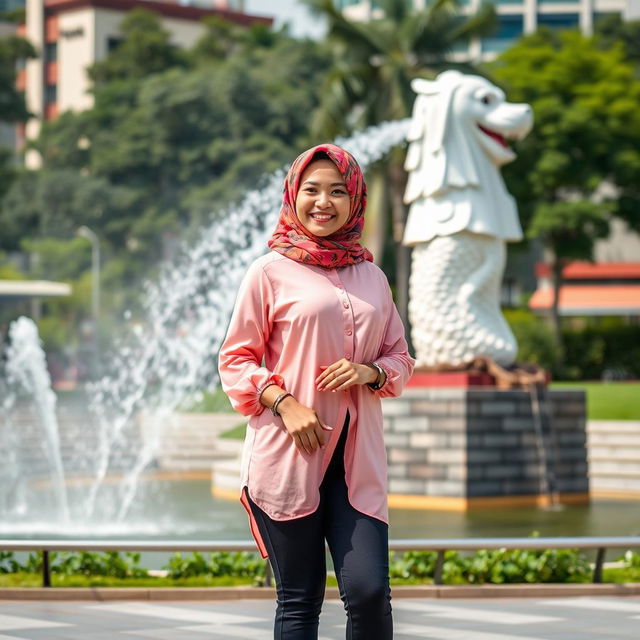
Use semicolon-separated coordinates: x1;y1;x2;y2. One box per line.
0;120;411;537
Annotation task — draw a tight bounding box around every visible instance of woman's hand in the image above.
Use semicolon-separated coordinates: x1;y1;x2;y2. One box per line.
315;358;378;392
278;396;333;455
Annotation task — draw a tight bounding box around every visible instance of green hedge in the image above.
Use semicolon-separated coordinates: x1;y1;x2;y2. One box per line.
505;311;640;380
4;548;640;585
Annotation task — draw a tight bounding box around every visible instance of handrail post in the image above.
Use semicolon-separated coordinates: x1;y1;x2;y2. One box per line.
434;550;445;585
42;550;51;588
593;547;606;583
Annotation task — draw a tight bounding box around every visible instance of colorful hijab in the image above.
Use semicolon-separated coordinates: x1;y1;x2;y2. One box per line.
268;143;373;269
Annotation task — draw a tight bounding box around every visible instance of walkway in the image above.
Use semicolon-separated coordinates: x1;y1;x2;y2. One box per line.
1;596;639;639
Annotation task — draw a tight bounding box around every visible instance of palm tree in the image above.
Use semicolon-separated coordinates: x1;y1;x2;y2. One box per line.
305;0;497;328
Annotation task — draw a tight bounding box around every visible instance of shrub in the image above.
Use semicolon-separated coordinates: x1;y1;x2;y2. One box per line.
504;309;561;373
163;551;265;580
562;324;640;380
389;544;591;584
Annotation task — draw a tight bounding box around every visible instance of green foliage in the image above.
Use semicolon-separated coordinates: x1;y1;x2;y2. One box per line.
506;309;640;381
307;0;497;137
0;13;330;372
389;546;591;584
181;389;233;413
88;9;187;85
163;552;265;580
0;551;21;573
0;551;148;577
0;34;36;124
619;550;640;570
561;324;640;380
504;309;561;372
527;201;610;262
595;15;640;70
491;30;640;234
51;551;149;578
0;252;24;280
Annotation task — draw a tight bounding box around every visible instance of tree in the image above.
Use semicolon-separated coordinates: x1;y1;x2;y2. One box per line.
304;0;496;326
0;34;36;124
490;30;640;351
595;14;640;71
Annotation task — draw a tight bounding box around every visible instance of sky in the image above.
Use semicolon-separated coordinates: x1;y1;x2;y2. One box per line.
242;0;328;39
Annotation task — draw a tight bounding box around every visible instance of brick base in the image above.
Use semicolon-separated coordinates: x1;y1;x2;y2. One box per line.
383;387;589;508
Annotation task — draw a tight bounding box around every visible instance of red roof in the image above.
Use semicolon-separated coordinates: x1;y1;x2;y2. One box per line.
529;285;640;315
43;0;272;26
535;262;640;280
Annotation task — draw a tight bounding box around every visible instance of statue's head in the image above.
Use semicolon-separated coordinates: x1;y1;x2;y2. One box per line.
407;71;533;200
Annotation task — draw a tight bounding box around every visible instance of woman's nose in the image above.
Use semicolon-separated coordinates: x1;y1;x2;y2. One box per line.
316;193;331;208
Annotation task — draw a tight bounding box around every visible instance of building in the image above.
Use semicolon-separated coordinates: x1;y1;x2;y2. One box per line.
338;0;637;59
16;0;272;166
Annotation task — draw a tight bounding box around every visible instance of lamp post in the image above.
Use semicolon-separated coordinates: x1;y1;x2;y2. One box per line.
76;225;100;377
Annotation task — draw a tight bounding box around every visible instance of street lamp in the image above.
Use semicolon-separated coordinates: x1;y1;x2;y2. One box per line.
76;225;100;377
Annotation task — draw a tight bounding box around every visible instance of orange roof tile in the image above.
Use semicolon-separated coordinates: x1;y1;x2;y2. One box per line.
535;262;640;280
529;285;640;315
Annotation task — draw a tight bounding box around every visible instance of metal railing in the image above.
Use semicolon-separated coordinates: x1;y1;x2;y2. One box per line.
2;537;639;588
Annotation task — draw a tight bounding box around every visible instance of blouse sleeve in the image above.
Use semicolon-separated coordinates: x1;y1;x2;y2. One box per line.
373;283;415;398
218;260;284;416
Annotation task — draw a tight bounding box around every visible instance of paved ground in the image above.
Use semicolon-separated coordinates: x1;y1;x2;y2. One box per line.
1;596;640;639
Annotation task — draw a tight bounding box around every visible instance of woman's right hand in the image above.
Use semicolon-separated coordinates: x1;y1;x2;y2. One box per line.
278;396;333;455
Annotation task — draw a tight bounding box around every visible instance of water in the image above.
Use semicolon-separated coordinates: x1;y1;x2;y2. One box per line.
1;318;70;523
0;121;411;536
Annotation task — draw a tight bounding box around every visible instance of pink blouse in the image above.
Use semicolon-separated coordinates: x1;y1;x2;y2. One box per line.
218;251;414;555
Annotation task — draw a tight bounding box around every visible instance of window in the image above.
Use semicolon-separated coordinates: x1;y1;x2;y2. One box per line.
45;42;58;63
107;37;123;52
482;14;523;53
537;13;580;30
45;84;57;104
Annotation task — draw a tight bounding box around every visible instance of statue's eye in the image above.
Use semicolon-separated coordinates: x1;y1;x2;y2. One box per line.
481;95;493;105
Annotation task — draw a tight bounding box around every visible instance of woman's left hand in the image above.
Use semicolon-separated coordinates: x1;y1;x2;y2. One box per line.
315;358;377;392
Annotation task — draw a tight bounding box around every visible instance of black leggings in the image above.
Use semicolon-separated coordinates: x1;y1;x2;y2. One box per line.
246;412;393;640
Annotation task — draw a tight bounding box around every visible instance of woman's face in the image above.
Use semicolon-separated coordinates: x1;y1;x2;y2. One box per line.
295;159;351;237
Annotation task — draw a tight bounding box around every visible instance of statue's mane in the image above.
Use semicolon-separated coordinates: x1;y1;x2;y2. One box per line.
404;73;484;204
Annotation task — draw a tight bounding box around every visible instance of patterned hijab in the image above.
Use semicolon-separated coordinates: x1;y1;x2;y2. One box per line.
268;143;373;268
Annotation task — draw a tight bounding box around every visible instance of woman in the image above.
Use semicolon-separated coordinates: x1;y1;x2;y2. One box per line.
218;143;414;640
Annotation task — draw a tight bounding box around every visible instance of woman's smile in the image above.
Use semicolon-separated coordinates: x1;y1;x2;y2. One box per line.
295;159;351;237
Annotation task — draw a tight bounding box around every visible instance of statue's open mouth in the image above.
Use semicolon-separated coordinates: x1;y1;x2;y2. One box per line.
477;124;509;149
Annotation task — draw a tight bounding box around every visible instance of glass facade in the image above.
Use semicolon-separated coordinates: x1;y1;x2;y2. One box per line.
0;0;24;12
482;14;523;53
537;13;580;29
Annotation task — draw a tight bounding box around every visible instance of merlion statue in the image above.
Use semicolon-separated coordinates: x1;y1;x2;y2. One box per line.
403;70;533;368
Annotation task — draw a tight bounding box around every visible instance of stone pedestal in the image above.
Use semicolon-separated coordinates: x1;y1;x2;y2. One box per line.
383;387;589;510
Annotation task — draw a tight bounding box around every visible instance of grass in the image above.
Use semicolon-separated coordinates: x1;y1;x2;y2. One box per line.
550;381;640;420
180;389;233;413
219;422;247;439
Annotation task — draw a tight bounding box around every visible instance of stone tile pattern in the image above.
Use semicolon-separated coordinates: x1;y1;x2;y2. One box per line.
382;388;588;498
587;420;640;494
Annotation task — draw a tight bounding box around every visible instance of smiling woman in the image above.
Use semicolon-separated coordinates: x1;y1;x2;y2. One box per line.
218;143;414;639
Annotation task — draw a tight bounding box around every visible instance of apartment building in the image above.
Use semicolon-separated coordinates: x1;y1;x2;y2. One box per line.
16;0;271;166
